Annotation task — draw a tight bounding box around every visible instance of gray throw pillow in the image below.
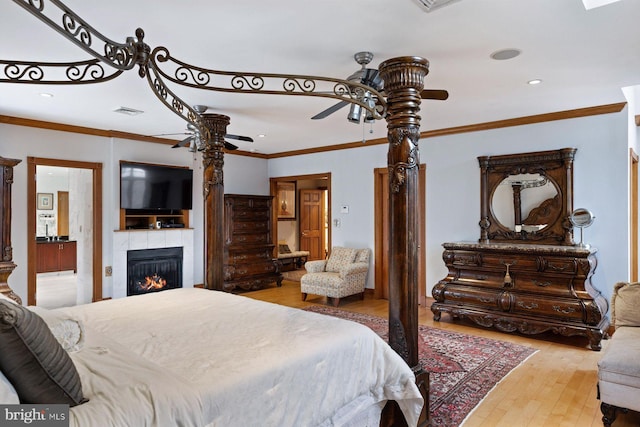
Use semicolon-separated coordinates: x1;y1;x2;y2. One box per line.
0;300;87;406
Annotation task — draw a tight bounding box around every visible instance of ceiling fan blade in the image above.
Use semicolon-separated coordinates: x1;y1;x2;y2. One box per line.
152;132;190;137
172;136;193;148
225;133;253;143
224;141;238;151
361;69;383;91
420;89;449;100
311;100;350;120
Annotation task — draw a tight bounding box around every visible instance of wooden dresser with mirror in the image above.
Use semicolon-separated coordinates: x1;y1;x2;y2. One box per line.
431;148;609;350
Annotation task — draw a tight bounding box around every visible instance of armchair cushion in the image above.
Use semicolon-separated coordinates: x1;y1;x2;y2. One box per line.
325;247;357;273
612;281;640;328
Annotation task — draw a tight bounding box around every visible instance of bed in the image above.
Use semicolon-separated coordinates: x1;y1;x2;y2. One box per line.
0;289;422;426
0;2;432;426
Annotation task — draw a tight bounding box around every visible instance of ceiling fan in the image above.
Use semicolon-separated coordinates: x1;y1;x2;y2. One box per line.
311;51;449;123
153;105;253;152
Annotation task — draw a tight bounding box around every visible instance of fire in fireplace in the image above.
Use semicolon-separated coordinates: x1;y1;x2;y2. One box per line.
127;247;183;296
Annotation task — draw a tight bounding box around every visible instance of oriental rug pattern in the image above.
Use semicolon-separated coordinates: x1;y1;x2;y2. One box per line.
304;306;537;427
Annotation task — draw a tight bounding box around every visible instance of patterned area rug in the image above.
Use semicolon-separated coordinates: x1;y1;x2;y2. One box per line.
304;306;537;426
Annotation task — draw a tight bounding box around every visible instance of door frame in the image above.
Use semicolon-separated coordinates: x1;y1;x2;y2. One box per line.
269;173;331;256
374;164;426;304
27;157;103;305
631;148;638;282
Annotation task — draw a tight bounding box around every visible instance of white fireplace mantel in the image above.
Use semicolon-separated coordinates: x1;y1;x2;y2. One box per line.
113;229;194;299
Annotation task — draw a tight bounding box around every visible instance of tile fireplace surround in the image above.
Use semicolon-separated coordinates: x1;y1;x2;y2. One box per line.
113;229;194;299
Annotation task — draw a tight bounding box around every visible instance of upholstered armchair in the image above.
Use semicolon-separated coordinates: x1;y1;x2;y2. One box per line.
301;247;370;307
598;281;640;426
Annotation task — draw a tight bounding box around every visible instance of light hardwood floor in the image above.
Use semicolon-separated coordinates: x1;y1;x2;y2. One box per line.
244;279;640;427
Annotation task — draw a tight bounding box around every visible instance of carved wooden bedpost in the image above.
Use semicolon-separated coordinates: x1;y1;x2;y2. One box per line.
378;57;430;427
0;156;21;304
202;114;229;290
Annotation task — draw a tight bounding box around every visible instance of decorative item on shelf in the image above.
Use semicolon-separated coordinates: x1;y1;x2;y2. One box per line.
570;208;595;248
276;181;296;220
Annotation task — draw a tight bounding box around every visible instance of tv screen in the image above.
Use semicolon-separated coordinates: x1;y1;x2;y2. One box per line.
120;162;193;210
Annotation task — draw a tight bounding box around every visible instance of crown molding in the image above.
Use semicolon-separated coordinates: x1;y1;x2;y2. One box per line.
0;102;627;159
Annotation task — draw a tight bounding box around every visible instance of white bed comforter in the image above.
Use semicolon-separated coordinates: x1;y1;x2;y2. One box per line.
54;288;422;427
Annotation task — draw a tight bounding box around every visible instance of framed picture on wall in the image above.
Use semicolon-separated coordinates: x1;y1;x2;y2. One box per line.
37;193;54;210
277;181;296;220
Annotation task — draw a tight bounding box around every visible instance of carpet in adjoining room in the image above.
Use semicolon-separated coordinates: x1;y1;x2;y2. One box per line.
304;306;537;427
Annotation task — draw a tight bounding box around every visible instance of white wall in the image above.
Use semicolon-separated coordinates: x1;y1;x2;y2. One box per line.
269;108;630;303
2;107;631;305
1;123;267;301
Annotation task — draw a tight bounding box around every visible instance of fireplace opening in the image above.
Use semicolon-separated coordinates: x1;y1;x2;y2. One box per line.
127;247;183;296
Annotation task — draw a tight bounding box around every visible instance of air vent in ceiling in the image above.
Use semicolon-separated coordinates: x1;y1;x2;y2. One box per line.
113;106;144;116
417;0;462;12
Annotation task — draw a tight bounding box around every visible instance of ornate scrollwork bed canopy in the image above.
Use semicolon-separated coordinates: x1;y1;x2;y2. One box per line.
2;1;433;424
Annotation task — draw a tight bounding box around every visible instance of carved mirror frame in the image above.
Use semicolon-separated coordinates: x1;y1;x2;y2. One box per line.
478;148;576;245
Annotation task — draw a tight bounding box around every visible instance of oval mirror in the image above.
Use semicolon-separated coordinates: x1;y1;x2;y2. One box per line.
570;208;595;228
492;173;559;232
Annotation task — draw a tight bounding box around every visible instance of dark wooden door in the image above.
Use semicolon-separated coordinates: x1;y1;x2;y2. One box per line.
299;189;325;261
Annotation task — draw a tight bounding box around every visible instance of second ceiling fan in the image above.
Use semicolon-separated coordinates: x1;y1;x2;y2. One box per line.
154;105;254;152
311;51;449;123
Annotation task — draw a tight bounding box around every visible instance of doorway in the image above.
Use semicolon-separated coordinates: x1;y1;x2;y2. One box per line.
373;164;426;305
27;157;103;307
270;173;331;262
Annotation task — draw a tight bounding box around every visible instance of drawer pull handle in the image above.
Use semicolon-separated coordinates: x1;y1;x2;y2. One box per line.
500;260;516;287
553;305;576;314
548;263;568;272
477;275;488;281
534;280;551;287
517;301;539;310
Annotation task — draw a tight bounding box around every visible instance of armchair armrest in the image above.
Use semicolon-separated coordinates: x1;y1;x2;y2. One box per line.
339;262;369;279
305;260;327;273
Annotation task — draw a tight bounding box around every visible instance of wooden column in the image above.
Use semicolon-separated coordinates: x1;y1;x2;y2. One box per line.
378;57;430;427
202;114;229;290
0;156;21;304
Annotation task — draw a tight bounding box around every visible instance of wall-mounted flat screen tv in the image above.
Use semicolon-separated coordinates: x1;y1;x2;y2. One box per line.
120;161;193;211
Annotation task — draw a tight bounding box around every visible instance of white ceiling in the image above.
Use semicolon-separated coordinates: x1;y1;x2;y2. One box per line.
1;0;639;155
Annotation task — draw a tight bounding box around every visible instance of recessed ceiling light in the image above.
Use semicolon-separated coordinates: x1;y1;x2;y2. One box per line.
257;134;266;138
528;79;543;85
490;49;521;61
39;93;53;98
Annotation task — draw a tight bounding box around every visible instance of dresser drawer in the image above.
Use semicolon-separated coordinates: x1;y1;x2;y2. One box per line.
441;284;500;310
224;260;278;280
512;274;574;297
232;208;270;221
226;247;273;265
511;294;584;321
230;220;269;233
480;253;538;271
229;197;271;210
537;256;578;274
455;270;506;289
230;232;271;245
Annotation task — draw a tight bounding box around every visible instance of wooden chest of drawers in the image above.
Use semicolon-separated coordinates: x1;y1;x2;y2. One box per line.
431;242;609;350
223;194;282;292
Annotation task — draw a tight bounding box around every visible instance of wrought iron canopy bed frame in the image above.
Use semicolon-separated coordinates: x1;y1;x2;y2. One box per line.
1;1;434;424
